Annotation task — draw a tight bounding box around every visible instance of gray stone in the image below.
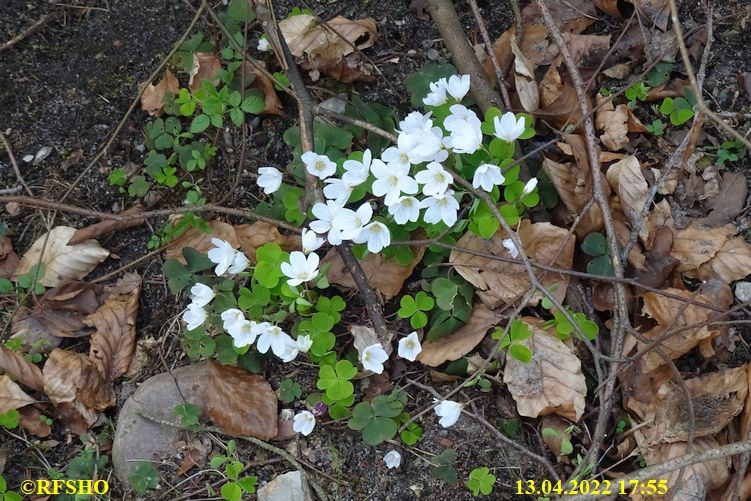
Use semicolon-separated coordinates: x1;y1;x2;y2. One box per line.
735;281;751;303
257;471;313;501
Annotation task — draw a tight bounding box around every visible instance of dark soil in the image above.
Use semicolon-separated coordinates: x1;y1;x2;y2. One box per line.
1;0;750;500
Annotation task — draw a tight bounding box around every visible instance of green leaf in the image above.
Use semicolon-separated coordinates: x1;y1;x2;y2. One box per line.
225;460;243;481
183;247;214;272
174;403;201;427
488;138;514;159
414;291;434;311
236;476;257;493
0;278;14;294
220;482;242;501
241;90;264;114
163;259;192;295
659;97;675;115
432;277;459;311
0;409;20;429
397;295;418;317
509;343;532;363
190;114;211;133
410;311;428;329
128;462;160;494
404;62;457;108
400;422;423;445
579;319;599;340
581;232;608;256
587;254;614;276
229;107;244;126
498;204;519;226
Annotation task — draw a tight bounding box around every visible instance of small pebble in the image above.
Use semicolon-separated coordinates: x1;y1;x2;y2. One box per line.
426;48;439;60
22;154;33;163
735;282;751;303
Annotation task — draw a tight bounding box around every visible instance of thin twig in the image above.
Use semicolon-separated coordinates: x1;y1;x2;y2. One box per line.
466;0;512;110
0;131;34;197
0;11;60;52
314;106;398;143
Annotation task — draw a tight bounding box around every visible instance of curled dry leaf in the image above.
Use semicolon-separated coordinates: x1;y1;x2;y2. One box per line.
0;345;45;392
323;233;426;300
697;236;751;283
43;348;113;410
562;33;610;69
164;219;239;264
510;37;539;113
140;69;179;117
0;375;37;413
234;221;301;262
503;317;586;421
188;52;221;91
670;223;737;273
0;236;20;277
201;361;278;439
595;0;621;17
595;95;630;151
68;205;145;245
417;303;499;367
606;156;648;228
451;220;574;308
86;273;140;382
18;405;52;437
15;226;110;287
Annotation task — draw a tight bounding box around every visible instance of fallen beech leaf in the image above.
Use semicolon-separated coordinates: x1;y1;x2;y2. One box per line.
510;37;539;113
637;284;732;372
452;220;574;308
603;62;631;79
202;361;277;439
11;282;104;342
540;415;571;456
350;325;393;356
541;83;582;130
189;53;221;91
18;405;52;437
563;33;610;69
309;52;375;83
68;205;145;245
43;348;113;410
0;375;36;413
503;317;586;421
698;236;751;283
670;224;736;272
234;221;300;262
522;0;596;34
0;345;44;392
323;234;426;300
140;70;179;117
632;0;670;31
417;303;499;367
540;66;563;108
0;236;20;277
86;273;140;382
606;156;648;227
164;219;239;264
595;0;621;17
701;172;748;227
596;95;630;150
55;400;99;434
15;226;109;287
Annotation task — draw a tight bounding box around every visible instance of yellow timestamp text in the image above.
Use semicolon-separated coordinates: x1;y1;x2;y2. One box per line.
19;479;110;496
516;479;668;496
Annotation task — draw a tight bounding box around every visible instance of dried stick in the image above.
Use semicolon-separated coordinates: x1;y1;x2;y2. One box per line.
314;107;398;143
0;11;60;52
424;0;501;112
535;0;630;480
466;0;512;110
0;131;34;198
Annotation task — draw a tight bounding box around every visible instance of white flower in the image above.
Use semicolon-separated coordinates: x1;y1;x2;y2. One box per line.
493;112;526;142
421;190;460;226
302;151;336;180
472;163;505;192
281;251;320;287
382;131;442;169
446;74;471;101
207;238;237;276
310;200;345;245
415;162;452;196
342;149;372;187
293;410;316;436
279;336;301;362
502;238;519;258
360;343;389;374
257;324;292;357
521;177;538;197
332;202;372;241
354;221;391;253
434;399;463;428
256;167;283;194
301;228;324;255
189;283;215;307
383;450;402;469
229;319;260;348
257;36;270;52
296;334;313;353
443;104;482;154
422;77;448;106
227;250;249;274
388;196;420;225
221;308;246;333
182;303;207;330
398;111;433;134
323;177;353;205
371;159;418;206
398;332;422;361
429;127;450;163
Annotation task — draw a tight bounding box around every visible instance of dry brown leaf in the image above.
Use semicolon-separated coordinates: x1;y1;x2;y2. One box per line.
234;221;301;262
563;33;611;69
540;415;571;456
510;37;539;113
201;361;277;439
632;0;670;31
43;348;113;410
596;95;630;150
0;375;37;413
603;62;631;79
15;226;109;287
350;325;393;357
0;236;20;277
670;223;736;273
68;205;145;245
522;0;596;34
323;234;426;300
452;220;574;308
281;15;377;61
18;405;52;437
416;303;499;367
595;0;621;17
140;70;179;117
86;273;140;382
239;61;284;115
606;156;648;227
164;219;239;264
540;65;563;108
55;400;100;434
503;317;586;421
11;282;104;344
698;236;751;283
0;345;44;392
188;52;221;91
701;172;748;227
